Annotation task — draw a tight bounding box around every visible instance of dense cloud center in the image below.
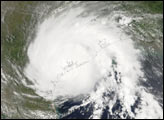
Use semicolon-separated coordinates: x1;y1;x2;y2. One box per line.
25;7;141;99
24;6;163;119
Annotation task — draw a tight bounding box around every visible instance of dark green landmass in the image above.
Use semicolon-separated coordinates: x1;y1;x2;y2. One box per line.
121;1;163;14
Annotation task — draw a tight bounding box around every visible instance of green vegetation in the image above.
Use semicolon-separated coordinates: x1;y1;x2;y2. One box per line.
1;114;6;119
122;1;163;14
131;16;163;51
1;1;37;68
142;1;163;14
23;96;52;111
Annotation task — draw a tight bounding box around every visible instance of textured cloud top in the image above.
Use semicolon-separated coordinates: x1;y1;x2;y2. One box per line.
24;5;163;119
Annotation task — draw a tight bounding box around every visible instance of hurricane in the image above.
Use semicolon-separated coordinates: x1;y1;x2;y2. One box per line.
1;1;163;119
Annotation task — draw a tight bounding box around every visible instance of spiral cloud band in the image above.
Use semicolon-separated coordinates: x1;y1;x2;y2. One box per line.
24;5;163;119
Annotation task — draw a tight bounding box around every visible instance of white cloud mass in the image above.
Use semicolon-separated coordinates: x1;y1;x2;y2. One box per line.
24;6;163;119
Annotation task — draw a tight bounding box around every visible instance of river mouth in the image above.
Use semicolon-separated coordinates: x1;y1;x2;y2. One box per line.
1;1;163;119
